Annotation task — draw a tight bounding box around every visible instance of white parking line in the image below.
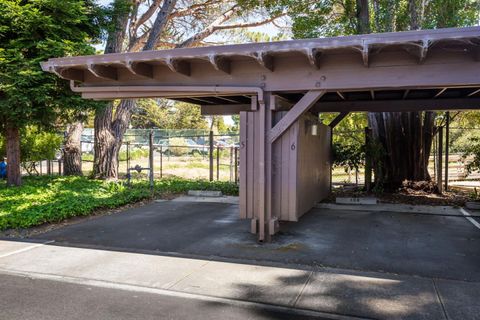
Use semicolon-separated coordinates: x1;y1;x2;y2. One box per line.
459;208;480;230
0;240;55;259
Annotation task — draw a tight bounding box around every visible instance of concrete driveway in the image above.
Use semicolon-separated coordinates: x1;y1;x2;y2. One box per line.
31;199;480;282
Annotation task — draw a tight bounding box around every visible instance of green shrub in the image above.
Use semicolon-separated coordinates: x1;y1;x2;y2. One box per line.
0;176;238;230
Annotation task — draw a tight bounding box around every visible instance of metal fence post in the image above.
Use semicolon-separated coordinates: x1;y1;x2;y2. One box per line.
437;126;443;193
234;147;238;184
160;146;163;178
445;112;450;191
364;127;372;192
209;131;214;181
149;130;154;190
216;146;220;181
229;146;233;182
126;142;130;172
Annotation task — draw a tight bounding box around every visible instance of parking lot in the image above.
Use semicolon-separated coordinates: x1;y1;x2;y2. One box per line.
31;199;480;282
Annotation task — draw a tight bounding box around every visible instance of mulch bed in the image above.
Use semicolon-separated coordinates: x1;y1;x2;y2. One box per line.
326;181;472;207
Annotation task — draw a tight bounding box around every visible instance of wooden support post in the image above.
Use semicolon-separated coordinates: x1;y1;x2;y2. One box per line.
58;160;62;176
364;127;372;192
445;112;450;192
437;126;444;193
258;95;267;242
149;130;154;190
47;160;51;175
209;131;214;181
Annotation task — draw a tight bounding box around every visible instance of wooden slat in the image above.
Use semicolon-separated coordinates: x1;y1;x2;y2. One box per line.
329;112;349;128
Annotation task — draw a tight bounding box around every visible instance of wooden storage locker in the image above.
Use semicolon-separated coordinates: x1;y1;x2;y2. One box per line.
240;111;331;223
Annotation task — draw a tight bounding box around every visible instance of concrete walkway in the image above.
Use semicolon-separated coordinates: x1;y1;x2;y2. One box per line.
0;239;478;320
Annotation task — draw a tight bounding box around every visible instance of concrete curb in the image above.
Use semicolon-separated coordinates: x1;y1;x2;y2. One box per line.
315;202;480;216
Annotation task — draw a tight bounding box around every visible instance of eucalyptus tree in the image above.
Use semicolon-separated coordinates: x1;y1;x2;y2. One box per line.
92;0;287;179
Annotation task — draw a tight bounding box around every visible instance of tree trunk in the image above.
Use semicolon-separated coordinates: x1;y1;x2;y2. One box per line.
368;112;435;190
63;121;84;176
356;0;370;34
5;125;21;186
93;0;177;179
365;0;434;191
93;99;135;179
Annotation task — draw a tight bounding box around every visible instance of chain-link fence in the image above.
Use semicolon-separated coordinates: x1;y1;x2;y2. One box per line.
20;126;480;188
331;127;480;187
79;129;240;183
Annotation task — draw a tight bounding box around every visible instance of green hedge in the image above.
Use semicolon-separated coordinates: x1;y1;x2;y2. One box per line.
0;176;238;230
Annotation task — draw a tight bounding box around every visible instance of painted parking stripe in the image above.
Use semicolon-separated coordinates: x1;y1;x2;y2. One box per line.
0;240;54;259
459;208;480;230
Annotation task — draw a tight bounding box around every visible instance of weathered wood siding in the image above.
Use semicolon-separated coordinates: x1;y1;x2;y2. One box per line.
240;111;331;222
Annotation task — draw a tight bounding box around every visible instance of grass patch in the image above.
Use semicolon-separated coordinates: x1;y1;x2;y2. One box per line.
0;176;238;230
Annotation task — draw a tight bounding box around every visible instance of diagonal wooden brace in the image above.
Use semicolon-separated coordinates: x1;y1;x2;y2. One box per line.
268;90;326;144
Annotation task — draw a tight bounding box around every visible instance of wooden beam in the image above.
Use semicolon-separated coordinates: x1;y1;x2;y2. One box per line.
336;91;346;100
311;98;480;113
434;88;447;98
50;67;84;82
268;90;326;143
124;61;154;78
165;58;190;76
87;64;117;80
208;55;231;74
252;52;274;72
201;104;251;115
467;88;480;97
329;112;349;128
418;39;430;63
304;48;322;69
269;95;293;111
362;44;369;67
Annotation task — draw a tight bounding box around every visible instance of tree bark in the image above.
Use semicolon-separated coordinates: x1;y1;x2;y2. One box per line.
368;112;434;190
5;125;21;186
355;0;370;34
63;121;84;176
92;0;131;180
143;0;178;51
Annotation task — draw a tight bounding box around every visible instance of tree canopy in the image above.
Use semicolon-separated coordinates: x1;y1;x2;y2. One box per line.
0;0;102;129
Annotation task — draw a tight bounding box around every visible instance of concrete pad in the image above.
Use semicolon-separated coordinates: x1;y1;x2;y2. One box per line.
187;190;222;197
0;244;207;289
296;271;446;320
335;198;377;205
170;260;311;306
435;279;480;320
171;195;239;205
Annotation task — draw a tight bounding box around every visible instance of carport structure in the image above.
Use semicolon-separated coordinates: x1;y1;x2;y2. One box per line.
42;27;480;241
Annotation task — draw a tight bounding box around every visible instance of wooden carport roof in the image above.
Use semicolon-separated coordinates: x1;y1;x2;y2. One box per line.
41;26;480;113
